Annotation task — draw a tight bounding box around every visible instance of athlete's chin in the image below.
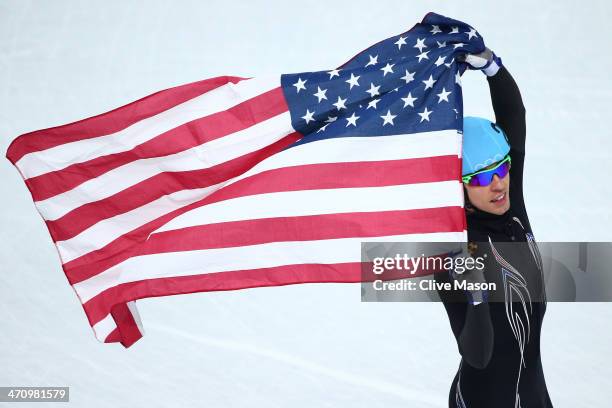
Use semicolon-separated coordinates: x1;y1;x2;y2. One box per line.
485;199;511;215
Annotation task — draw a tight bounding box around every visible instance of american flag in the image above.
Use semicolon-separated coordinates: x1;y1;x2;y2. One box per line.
6;12;485;347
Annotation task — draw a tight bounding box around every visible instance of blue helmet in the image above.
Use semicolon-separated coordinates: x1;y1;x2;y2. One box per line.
462;116;510;176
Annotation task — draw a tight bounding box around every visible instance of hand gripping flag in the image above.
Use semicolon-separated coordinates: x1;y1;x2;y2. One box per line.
6;12;485;347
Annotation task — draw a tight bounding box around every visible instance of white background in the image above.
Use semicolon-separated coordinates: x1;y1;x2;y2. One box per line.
1;1;611;407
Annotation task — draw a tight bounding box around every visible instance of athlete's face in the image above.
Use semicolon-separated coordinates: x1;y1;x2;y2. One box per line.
464;167;511;215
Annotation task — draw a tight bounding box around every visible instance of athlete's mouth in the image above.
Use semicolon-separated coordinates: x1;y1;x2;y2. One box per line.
490;192;507;203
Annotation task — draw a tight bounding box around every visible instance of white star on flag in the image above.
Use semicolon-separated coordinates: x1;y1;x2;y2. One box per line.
401;70;415;84
401;92;418;108
394;36;407;49
416;51;430;62
301;109;315;124
430;25;442;34
436;88;452;103
414;38;427;52
345;73;360;89
380;63;394;76
380;110;397;126
422;75;436;90
365;54;379;67
367;99;380;109
293;77;307;93
333;96;347;111
345;112;359;127
466;28;478;40
418;107;433;122
313;86;328;103
434;56;446;67
327;69;341;79
366;82;381;98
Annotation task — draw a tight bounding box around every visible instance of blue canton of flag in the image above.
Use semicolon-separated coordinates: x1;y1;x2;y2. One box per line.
281;13;485;145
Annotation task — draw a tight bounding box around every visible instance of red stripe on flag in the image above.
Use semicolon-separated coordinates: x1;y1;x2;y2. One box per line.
48;154;458;243
62;155;460;283
142;207;466;254
60;132;301;282
6;76;247;164
201;155;460;204
47;130;300;242
84;255;453;332
84;262;363;326
26;87;287;201
71;205;464;317
109;303;142;348
104;327;122;344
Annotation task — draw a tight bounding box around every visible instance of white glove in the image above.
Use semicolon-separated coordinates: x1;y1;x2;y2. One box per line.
459;47;502;77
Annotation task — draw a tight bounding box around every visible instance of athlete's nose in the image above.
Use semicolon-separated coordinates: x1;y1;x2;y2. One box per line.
490;174;504;191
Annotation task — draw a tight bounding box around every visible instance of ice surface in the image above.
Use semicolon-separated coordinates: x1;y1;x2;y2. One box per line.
1;1;611;407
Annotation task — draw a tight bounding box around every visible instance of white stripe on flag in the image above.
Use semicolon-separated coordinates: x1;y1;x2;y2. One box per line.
56;185;224;263
126;301;144;335
228;129;462;187
35;111;293;221
17;76;281;179
90;301;142;343
153;181;463;234
74;231;466;303
54;131;460;262
92;313;117;342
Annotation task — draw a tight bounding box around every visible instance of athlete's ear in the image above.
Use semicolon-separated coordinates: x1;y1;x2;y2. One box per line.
463;185;475;214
